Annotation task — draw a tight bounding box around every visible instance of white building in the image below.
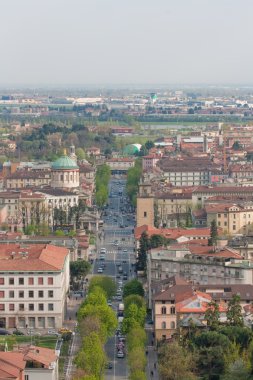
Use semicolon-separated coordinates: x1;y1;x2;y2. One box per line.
0;243;70;330
51;152;79;190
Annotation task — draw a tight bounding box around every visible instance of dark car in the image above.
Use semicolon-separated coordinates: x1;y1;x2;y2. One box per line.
0;328;11;335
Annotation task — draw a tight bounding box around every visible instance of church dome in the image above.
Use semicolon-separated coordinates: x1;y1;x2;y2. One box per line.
52;154;79;170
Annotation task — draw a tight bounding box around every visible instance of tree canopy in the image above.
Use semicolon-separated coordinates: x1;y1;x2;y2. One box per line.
123;279;144;298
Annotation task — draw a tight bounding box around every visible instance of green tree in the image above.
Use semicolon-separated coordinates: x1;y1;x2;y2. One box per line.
128;346;147;374
88;276;116;299
205;300;220;330
150;234;168;248
122;303;146;334
227;295;243;327
208;219;218;246
70;260;91;279
145;140;155;150
75;332;107;379
78;302;117;338
130;371;147;380
124;295;146;311
123;279;144;298
158;341;196;380
127;326;147;352
137;232;150;271
78;315;107;344
126;159;142;206
222;359;252;380
76;147;86;160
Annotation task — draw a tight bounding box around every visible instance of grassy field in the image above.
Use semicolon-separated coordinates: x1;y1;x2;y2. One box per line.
0;335;57;350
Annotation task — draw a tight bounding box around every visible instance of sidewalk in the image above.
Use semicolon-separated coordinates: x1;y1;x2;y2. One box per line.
146;327;159;380
64;294;83;330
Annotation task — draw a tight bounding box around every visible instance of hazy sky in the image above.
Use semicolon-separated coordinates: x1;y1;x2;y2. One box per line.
1;0;252;86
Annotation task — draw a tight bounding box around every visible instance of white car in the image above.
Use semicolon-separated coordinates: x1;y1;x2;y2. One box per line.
48;329;60;336
97;267;103;273
117;351;124;358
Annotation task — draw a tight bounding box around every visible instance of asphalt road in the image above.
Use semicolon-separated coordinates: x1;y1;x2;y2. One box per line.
94;177;136;380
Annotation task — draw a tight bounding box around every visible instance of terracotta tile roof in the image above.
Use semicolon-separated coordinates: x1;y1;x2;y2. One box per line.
134;225;213;240
20;345;57;368
0;243;69;271
0;352;25;379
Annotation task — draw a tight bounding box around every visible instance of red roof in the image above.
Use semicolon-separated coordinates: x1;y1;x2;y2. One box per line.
134;225;213;240
0;244;69;271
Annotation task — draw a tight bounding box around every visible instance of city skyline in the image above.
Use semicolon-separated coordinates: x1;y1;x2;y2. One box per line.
1;0;253;86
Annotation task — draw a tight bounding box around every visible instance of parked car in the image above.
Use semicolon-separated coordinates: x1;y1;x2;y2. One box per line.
97;267;103;273
48;329;60;336
0;328;11;335
117;351;124;358
105;362;113;369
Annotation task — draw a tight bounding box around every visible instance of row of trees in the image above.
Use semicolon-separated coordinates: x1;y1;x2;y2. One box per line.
95;164;111;208
126;158;142;206
158;295;253;380
122;280;147;380
75;276;117;379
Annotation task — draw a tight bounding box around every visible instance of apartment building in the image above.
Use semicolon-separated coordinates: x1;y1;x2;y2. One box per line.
153;275;253;341
106;158;135;173
5;170;51;189
0;243;69;330
206;202;253;235
192;186;253;207
156;191;192;227
158;157;213;186
147;244;253;307
0;189;78;232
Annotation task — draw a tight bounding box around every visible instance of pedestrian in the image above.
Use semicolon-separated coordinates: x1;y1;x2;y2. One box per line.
151;340;154;346
154;362;157;369
150;370;154;377
146;350;148;356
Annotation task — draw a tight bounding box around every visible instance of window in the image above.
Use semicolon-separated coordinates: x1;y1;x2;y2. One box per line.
9;304;14;311
162;321;166;329
48;290;54;298
9;278;14;285
9;291;14;298
0;291;4;298
38;277;43;285
171;321;176;329
218;214;221;218
224;221;227;226
29;304;34;311
28;278;34;285
170;307;176;315
48;303;54;311
0;304;5;311
48;277;53;285
233;225;236;231
38;304;44;311
19;304;24;311
38;291;44;298
29;291;34;298
19;291;24;298
0;278;4;285
25;375;29;380
161;306;167;315
144;211;147;217
19;278;24;285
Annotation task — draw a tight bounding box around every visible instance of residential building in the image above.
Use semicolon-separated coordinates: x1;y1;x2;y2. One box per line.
5;170;51;190
205;202;253;235
192;186;253;207
0;243;69;330
147;243;252;307
157;157;214;186
106;158;135;174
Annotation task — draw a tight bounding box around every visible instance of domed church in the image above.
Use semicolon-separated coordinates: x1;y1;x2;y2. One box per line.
51;149;79;190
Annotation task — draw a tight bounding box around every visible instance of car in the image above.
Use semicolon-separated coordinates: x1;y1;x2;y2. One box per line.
116;295;122;301
29;330;41;336
123;275;128;280
123;249;128;253
58;328;72;334
116;274;121;278
48;329;60;336
117;281;123;287
0;328;11;335
107;300;112;307
122;260;127;264
97;267;103;273
117;351;125;358
105;362;113;369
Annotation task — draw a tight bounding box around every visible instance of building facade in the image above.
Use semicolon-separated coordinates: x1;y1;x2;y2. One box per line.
0;244;69;330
